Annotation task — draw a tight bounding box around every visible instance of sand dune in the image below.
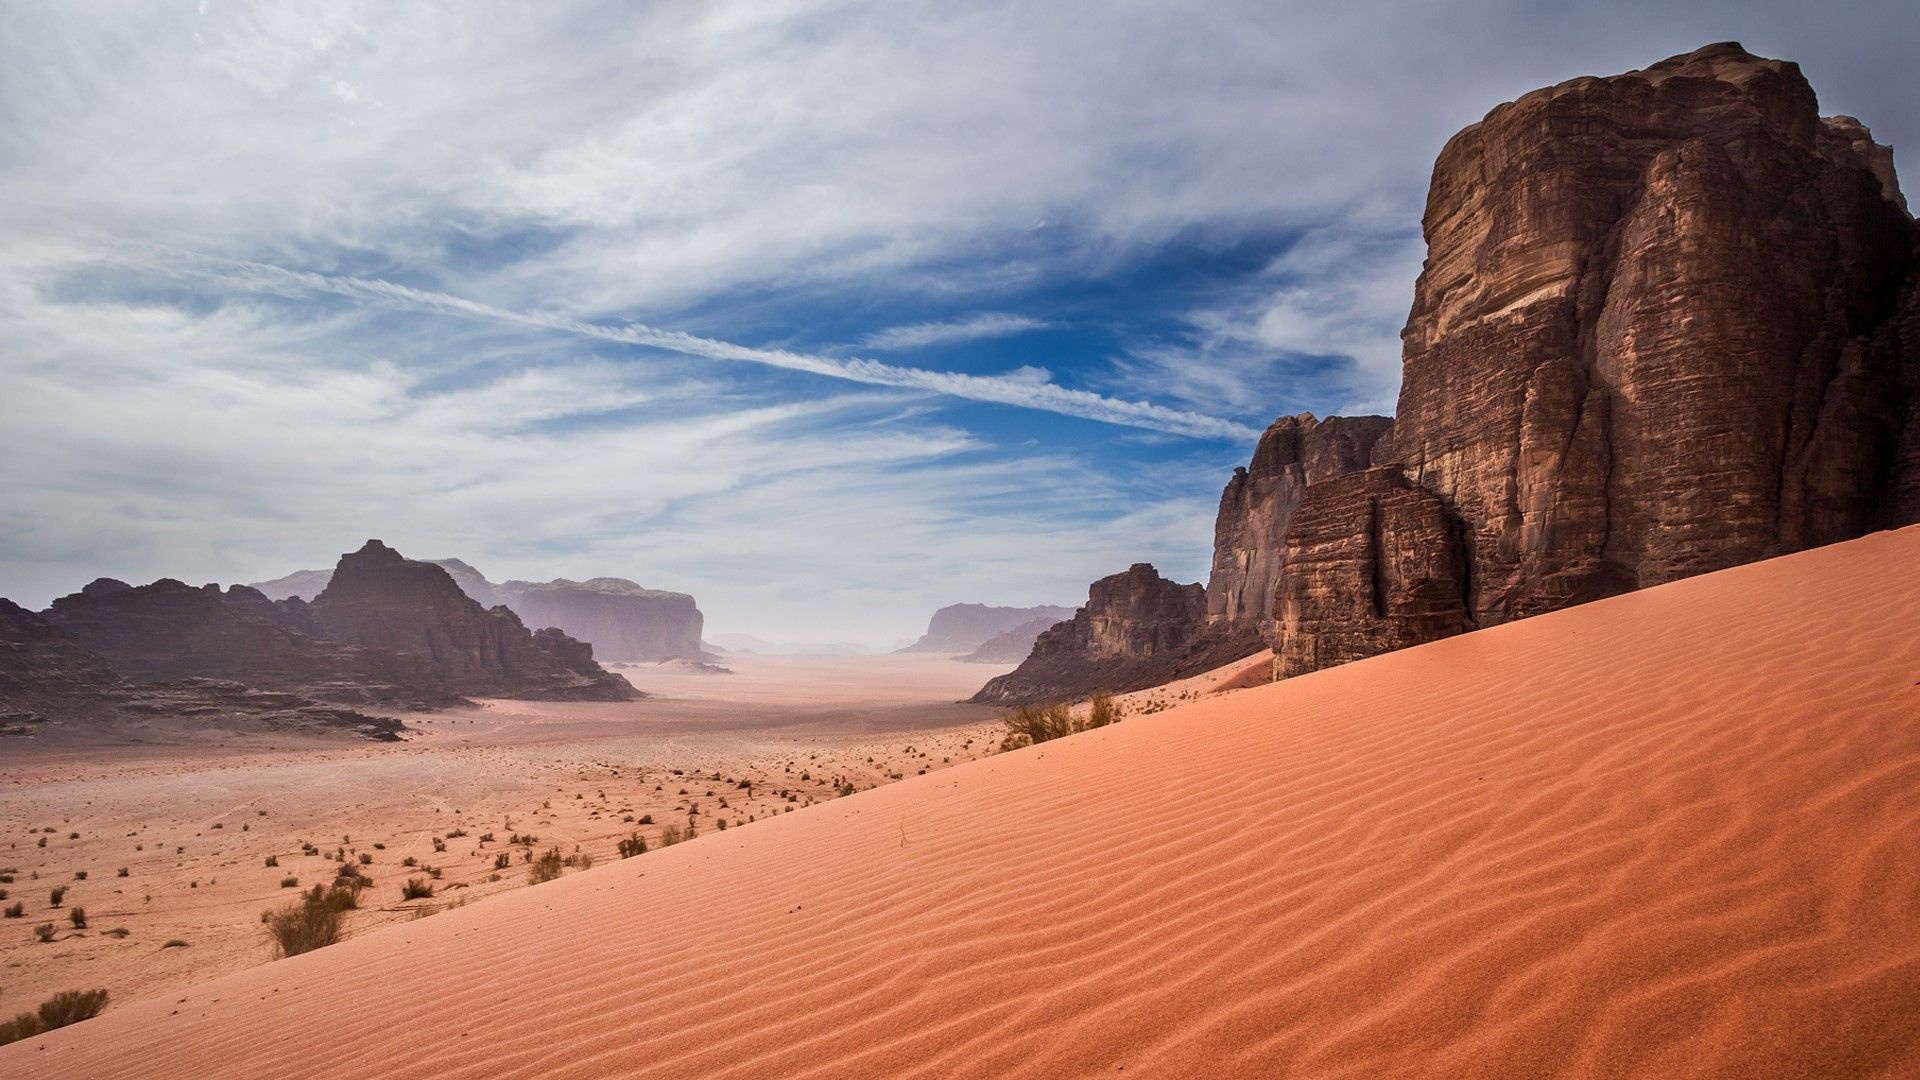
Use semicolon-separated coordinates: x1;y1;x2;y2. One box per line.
8;527;1920;1078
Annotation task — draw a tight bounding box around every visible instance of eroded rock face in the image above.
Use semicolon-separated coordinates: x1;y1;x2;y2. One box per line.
44;577;459;709
308;541;635;701
902;604;1078;655
958;616;1067;664
1393;42;1916;624
494;579;704;663
970;564;1216;705
1274;43;1919;673
1275;468;1472;677
1206;413;1394;638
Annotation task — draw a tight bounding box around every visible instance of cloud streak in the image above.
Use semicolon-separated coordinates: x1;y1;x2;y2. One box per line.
858;312;1050;351
118;247;1259;441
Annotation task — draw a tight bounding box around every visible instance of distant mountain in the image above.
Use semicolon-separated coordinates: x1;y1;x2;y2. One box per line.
251;557;703;663
705;633;875;656
898;603;1075;654
958;616;1067;664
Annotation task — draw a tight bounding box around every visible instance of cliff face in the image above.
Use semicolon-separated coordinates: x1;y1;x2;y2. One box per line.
1205;413;1394;639
958;616;1067;664
901;604;1077;654
1276;42;1920;674
5;597;405;741
492;578;704;663
970;564;1215;705
44;577;459;709
251;559;706;663
308;541;635;700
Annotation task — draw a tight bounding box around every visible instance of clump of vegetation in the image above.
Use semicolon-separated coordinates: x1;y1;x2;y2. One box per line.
162;939;188;948
67;907;86;930
264;881;358;958
3;902;22;918
658;824;685;847
280;876;299;888
493;852;510;870
528;847;565;884
34;922;57;943
48;885;68;907
400;879;434;901
1087;689;1121;729
999;703;1076;750
0;988;109;1046
617;833;647;859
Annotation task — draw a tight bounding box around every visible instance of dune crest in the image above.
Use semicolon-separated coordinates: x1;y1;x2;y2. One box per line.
9;527;1920;1078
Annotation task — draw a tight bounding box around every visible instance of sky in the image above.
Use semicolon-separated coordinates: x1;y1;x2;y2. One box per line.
2;1;1915;645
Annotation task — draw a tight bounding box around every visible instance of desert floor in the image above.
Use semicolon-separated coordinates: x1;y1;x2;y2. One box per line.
0;652;1016;1016
7;527;1918;1078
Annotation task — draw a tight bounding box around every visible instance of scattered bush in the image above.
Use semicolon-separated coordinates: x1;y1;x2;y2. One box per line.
34;922;56;943
68;907;86;929
49;886;67;907
400;879;434;901
528;847;565;884
617;833;647;859
493;852;510;870
265;893;340;959
116;867;128;878
357;853;372;866
280;876;299;888
73;871;87;881
0;988;109;1046
658;824;684;847
3;902;21;918
401;856;417;867
999;703;1075;750
637;815;653;826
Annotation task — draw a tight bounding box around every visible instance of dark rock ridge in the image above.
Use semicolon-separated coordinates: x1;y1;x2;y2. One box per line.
2;598;404;741
1278;42;1920;674
44;578;460;709
900;603;1076;654
1205;413;1395;641
958;617;1068;664
252;559;704;663
970;565;1230;705
304;541;636;700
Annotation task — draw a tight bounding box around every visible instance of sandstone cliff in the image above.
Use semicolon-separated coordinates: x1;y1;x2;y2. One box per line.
306;541;636;701
4;598;404;741
901;603;1076;655
970;564;1221;705
1206;413;1394;640
1276;42;1920;674
253;559;705;663
958;616;1067;664
44;577;460;709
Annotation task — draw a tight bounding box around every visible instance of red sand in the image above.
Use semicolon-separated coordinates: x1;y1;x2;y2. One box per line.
7;527;1919;1078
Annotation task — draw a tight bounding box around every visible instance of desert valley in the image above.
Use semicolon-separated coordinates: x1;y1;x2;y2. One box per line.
3;14;1920;1080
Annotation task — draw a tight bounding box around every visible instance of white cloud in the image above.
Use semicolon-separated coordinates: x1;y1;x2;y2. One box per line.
858;312;1049;351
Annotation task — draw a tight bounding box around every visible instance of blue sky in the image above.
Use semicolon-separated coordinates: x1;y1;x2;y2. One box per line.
2;1;1915;643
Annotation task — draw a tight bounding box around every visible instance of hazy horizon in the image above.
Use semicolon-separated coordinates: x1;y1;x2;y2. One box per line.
4;1;1916;643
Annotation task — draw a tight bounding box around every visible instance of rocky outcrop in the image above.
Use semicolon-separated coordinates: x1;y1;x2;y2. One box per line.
2;599;404;741
252;559;705;663
959;616;1067;664
1274;42;1920;674
307;541;636;701
971;565;1229;705
493;578;703;663
901;604;1076;654
1275;468;1472;676
44;578;460;709
1206;413;1394;640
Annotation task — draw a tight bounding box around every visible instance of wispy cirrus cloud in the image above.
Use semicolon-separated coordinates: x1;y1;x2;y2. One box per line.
858;312;1050;351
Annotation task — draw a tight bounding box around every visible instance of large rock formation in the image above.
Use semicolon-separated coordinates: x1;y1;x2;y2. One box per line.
900;603;1076;655
252;559;705;663
1205;413;1394;641
1277;42;1920;674
958;616;1067;664
3;598;404;741
970;565;1215;705
305;541;635;700
44;578;460;709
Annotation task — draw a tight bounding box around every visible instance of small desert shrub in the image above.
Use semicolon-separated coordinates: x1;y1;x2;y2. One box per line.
0;988;109;1046
427;866;443;880
999;703;1076;750
432;838;446;853
637;815;653;826
658;824;684;847
49;886;67;907
402;856;418;867
837;782;856;797
493;852;510;870
265;895;341;959
446;829;467;839
617;833;647;859
280;876;299;888
162;939;188;948
357;853;372;866
116;867;128;878
528;847;565;884
3;902;22;918
68;907;86;929
400;879;433;901
73;871;87;881
1087;689;1120;729
34;922;56;943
